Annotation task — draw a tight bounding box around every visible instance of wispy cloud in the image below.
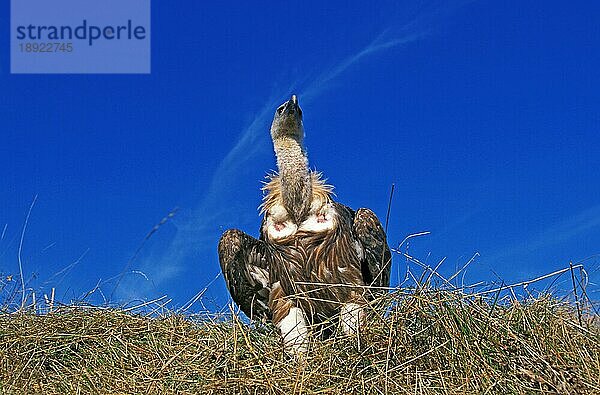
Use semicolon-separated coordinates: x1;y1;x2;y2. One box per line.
301;30;429;104
484;204;600;269
529;205;600;249
300;0;475;102
115;96;283;301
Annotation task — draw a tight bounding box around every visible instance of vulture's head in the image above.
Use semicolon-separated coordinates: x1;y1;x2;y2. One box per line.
270;95;304;142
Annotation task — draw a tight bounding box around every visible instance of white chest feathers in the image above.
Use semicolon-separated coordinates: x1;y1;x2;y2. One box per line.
265;201;336;240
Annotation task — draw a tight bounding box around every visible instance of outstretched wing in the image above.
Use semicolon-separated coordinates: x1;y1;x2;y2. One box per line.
218;229;272;321
353;208;391;294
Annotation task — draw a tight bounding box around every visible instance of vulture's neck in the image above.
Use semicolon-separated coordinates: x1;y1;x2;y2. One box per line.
273;136;312;223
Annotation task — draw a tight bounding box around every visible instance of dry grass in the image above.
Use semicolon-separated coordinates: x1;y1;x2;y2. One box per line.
1;286;598;395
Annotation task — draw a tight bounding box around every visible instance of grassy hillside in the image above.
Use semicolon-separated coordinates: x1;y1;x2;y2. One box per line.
1;288;598;394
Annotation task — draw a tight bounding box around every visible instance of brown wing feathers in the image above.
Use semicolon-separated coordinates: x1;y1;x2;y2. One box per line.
353;208;392;293
218;229;271;321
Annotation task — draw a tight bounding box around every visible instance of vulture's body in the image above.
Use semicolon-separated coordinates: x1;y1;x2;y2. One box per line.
218;95;391;355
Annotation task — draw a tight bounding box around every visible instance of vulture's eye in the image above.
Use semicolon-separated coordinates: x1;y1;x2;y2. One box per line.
277;105;285;115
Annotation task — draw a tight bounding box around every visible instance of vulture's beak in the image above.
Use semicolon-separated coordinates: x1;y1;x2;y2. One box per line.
274;95;302;119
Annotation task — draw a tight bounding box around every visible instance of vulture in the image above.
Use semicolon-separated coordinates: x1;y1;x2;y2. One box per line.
218;95;391;355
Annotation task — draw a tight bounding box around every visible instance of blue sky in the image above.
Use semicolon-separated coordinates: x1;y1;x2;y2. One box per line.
1;1;599;309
